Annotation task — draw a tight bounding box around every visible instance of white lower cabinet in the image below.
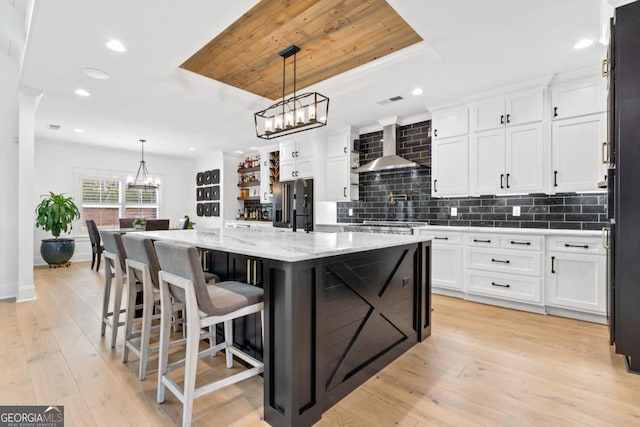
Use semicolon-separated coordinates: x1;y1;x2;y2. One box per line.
418;230;463;293
545;236;606;317
418;228;605;322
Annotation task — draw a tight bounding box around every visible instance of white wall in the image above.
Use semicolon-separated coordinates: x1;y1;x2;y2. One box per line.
0;53;20;299
33;138;196;265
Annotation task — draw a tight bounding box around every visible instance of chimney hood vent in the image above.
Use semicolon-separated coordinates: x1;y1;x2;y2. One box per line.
353;124;420;172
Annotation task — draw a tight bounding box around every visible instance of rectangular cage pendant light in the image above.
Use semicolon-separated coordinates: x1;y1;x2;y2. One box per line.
254;45;329;140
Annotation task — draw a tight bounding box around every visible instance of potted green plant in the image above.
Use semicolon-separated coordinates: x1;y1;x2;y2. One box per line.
35;192;81;266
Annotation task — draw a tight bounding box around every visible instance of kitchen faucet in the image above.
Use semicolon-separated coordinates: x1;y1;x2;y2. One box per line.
292;178;309;233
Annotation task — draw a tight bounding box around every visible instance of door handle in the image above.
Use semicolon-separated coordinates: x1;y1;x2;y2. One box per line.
551;256;556;274
344;146;348;154
564;244;589;249
491;282;510;288
491;258;510;264
553;107;558;118
602;59;609;78
473;239;491;243
506;114;511;124
602;227;610;249
434;179;438;192
602;142;609;164
343;187;347;198
510;240;531;246
553;171;558;187
500;115;505;125
264;160;267;167
253;260;257;285
295;151;299;157
264;192;268;200
506;173;510;188
434;129;438;138
500;174;504;189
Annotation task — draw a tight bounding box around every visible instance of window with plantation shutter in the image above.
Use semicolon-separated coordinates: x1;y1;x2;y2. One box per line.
80;176;159;230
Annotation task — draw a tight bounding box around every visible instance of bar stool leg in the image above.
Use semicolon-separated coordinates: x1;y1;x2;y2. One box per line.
157;283;173;404
182;308;201;427
122;273;137;363
224;320;234;369
110;266;124;348
138;287;154;380
100;261;113;337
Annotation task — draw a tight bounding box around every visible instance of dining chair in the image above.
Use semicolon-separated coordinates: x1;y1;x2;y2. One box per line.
155;241;264;427
145;219;170;231
86;219;104;271
119;218;135;228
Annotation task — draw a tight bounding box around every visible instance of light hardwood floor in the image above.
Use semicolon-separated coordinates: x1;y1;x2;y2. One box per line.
2;262;639;426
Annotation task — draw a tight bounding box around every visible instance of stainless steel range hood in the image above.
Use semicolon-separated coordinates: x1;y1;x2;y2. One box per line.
353;123;419;172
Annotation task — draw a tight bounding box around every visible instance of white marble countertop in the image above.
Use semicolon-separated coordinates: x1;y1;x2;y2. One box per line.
133;228;430;262
412;225;602;237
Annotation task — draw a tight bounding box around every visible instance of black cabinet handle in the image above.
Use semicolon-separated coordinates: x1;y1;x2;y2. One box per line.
434;129;438;138
506;173;510;188
291;151;296;158
473;239;491;243
264;192;267;200
291;171;295;177
500;115;505;124
434;179;438;192
551;256;556;274
500;174;504;189
553;171;558;187
343;187;347;198
295;151;299;157
564;244;589;249
344;146;348;154
506;114;511;124
264;160;267;167
553;107;558;117
491;282;510;288
491;258;510;264
434;237;449;240
510;240;531;246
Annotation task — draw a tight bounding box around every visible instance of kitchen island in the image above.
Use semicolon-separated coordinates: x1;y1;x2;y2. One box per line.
138;228;431;427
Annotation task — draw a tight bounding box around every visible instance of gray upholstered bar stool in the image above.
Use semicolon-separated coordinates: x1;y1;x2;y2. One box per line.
121;235;185;380
101;231;140;348
155;241;264;427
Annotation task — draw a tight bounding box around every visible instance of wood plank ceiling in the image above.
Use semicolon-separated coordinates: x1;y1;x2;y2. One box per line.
181;0;423;100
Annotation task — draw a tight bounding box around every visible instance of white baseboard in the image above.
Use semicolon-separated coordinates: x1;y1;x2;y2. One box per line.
546;306;607;324
464;293;547;315
432;287;465;299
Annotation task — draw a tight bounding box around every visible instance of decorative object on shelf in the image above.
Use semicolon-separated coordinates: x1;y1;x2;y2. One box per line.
196;188;204;201
254;45;329;140
204;203;212;216
196;203;204;217
204;186;212;200
211;185;220;201
196;172;204;186
127;139;159;189
203;170;212;185
211;202;220;217
35;192;81;267
211;169;220;184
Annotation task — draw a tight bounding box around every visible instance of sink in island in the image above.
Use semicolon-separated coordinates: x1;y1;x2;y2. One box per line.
137;228;432;427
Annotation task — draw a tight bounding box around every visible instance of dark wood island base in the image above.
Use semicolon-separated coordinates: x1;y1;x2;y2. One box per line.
262;242;431;427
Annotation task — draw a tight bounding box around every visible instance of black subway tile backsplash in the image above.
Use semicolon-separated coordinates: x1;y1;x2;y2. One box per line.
336;120;607;230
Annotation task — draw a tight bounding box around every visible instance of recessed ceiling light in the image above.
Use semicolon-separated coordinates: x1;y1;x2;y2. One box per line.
74;88;91;97
106;39;127;52
81;67;110;80
74;128;85;133
234;150;244;154
188;147;196;151
412;87;423;96
574;39;594;50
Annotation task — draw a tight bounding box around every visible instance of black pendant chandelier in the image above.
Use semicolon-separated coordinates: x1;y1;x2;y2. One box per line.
127;139;159;190
254;45;329;140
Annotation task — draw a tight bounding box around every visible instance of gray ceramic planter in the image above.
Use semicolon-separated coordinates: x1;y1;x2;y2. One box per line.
41;238;75;266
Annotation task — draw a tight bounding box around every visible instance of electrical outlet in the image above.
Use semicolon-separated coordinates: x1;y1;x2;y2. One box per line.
451;207;457;217
348;208;353;216
513;206;521;217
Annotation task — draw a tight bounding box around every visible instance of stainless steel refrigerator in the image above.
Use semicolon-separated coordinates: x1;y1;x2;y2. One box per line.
606;1;640;374
272;179;314;231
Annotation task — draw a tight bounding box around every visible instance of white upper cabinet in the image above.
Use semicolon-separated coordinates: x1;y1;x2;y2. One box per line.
431;135;469;197
471;88;544;132
551;113;607;193
325;129;359;201
279;138;315;180
551;78;606;120
432;106;468;139
505;123;544;193
471;129;505;194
